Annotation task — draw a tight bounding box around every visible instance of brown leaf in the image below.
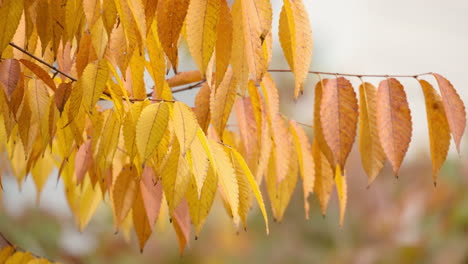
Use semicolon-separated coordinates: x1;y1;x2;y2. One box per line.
0;59;20;100
420;80;451;184
376;78;412;176
320;77;358;168
432;73;466;153
19;59;56;91
194;82;211;132
55;82;72;114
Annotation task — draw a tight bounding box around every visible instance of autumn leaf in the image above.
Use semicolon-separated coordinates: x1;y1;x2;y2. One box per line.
376;78;412;176
81;60;109;113
432;73;466;153
0;0;23;54
173;101;199;154
0;59;20;100
278;0;313;99
358;82;385;184
320;77;358;169
420;80;451;184
136;102;170;163
186;0;220;74
19;59;56;91
210;68;237;138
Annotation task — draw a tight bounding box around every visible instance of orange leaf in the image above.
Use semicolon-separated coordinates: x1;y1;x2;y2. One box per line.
312;140;334;215
171;199;191;255
320;77;358;168
420;80;451;184
133;184;153;252
140;166;163;229
376;78;412;176
312;80;334;167
432;73;466;153
19;59;57;91
194;82;211;132
167;70;203;87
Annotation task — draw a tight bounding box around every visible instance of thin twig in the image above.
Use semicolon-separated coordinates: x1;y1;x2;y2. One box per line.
9;42;77;82
268;69;432;78
172;80;205;93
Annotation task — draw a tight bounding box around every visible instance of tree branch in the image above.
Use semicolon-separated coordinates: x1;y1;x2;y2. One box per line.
268;69;432;79
9;42;77;82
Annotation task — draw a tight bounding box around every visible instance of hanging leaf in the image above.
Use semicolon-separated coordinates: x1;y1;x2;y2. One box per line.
54;83;72;114
334;165;347;226
156;0;190;71
19;59;56;91
312;140;334;216
358;82;385;185
320;77;358;169
173;101;199;154
215;0;233;85
289;120;314;218
186;0;220;74
140;165;163;228
0;59;20;100
0;0;23;54
420;80;451;184
81;60;109;113
376;78;412;176
210;68;237;138
136;102;170;163
111;165;138;231
278;0;312;99
432;73;466;153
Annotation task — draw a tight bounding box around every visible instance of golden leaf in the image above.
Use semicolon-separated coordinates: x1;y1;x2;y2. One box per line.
173;101;199;154
186;0;220;74
432;73;466;153
289;120;315;219
132;185;153;252
0;0;23;54
210;68;237;138
231;148;269;233
376;78;412;176
420;80;451;184
358;82;385;185
334;165;347;226
136;102;170;162
81;60;109;113
278;0;313;99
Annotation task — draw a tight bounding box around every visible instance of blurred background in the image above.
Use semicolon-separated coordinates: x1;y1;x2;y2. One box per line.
1;0;468;263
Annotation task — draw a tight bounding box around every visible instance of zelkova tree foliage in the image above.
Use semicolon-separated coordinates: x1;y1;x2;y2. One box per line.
0;0;466;255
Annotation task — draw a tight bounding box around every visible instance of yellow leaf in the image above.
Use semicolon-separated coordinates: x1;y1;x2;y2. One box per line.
278;0;313;99
161;139;190;212
156;0;190;71
420;80;451;184
334;165;347;226
265;147;298;222
111;165;138;231
0;246;15;263
186;135;209;197
65;0;84;41
289;120;315;219
358;82;386;185
90;17;108;60
210;68;237;138
173;101;199;154
186;164;217;236
231;0;269;88
186;0;220;74
96;110;121;174
231;149;269;234
74;177;102;231
0;0;23;54
136;102;170;162
208;140;240;226
5;251;34;264
81;60;109;113
255;114;272;183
